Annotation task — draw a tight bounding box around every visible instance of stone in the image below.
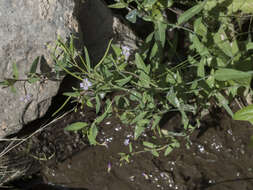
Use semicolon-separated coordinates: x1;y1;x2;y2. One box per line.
0;0;138;138
0;0;80;137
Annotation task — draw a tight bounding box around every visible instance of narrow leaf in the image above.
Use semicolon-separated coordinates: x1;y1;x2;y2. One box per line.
95;100;112;124
108;2;127;8
30;56;40;74
88;123;98;145
115;76;132;87
63;92;80;97
12;63;19;79
95;95;101;114
143;141;157;148
155;21;167;47
178;1;206;25
65;122;89;131
84;47;91;73
214;68;252;81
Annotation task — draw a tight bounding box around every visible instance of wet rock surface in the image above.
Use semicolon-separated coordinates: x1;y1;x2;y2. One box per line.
6;107;253;190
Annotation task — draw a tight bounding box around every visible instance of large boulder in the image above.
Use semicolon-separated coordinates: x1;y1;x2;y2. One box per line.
0;0;80;137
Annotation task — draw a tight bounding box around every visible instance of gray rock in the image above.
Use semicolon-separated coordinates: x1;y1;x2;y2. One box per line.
0;0;79;137
0;0;138;138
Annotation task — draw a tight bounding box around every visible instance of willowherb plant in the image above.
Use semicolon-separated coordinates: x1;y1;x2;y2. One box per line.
2;0;253;160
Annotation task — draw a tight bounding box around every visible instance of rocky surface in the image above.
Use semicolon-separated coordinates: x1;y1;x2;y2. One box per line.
0;0;80;137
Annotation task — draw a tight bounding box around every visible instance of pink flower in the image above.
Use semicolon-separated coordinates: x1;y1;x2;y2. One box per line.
80;78;92;90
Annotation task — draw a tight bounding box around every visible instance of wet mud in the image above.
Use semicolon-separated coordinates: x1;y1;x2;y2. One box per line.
2;0;253;189
6;104;253;190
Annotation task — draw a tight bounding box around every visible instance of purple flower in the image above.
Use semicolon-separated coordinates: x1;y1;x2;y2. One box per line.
142;172;149;180
20;94;32;103
80;78;92;90
107;162;112;173
122;46;130;60
124;139;130;146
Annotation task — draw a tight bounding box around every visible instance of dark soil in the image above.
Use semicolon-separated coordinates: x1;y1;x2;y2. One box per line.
4;102;253;190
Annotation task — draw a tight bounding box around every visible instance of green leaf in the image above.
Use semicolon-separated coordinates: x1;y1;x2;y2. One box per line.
135;53;149;74
151;150;159;157
12;62;19;79
95;95;101;114
111;44;122;57
194;17;207;38
151;114;161;129
145;32;154;43
246;42;253;51
130;111;148;125
88;123;98;145
30;56;40;74
144;0;157;8
134;124;145;140
233;104;253;124
84;47;91;73
190;34;209;56
214;28;233;57
143;141;157;148
155;21;167;47
150;42;158;59
214;68;252;81
63;92;80;97
126;9;137;23
129;142;133;153
215;92;233;117
135;53;151;88
108;2;127;8
95;100;112;124
197;57;205;77
115;76;132;87
69;35;75;56
171;140;180;148
65;122;89;131
177;1;206;25
167;88;180;108
166;70;176;84
164;146;172;156
228;0;253;14
86;98;93;107
0;80;9;87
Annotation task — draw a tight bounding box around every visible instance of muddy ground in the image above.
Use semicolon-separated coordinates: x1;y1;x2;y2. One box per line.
3;101;253;190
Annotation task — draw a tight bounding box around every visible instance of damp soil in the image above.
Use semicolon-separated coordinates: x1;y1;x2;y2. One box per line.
5;102;253;190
